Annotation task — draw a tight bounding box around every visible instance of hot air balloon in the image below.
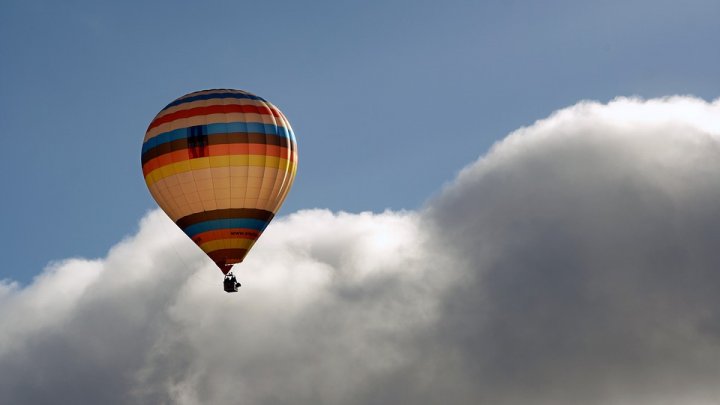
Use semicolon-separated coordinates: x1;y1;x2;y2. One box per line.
141;89;298;291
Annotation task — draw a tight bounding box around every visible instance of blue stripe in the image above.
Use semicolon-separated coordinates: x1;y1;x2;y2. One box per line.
183;218;270;238
142;122;294;154
163;92;266;111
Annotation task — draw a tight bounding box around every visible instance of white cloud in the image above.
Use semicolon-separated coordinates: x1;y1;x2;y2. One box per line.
2;96;720;404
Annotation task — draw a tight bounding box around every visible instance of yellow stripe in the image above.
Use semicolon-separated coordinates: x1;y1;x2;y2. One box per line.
200;238;256;252
145;166;292;219
144;155;296;187
271;163;298;213
274;147;298;210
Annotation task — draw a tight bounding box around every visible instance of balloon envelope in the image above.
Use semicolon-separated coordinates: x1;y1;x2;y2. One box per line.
141;89;298;273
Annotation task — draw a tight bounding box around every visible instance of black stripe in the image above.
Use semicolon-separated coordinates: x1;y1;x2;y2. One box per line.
163;90;264;111
176;209;275;230
141;132;291;165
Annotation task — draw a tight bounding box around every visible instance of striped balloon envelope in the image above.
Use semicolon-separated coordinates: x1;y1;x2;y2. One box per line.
141;89;298;274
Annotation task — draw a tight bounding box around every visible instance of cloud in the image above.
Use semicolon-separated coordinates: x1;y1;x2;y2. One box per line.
2;96;720;404
423;96;720;405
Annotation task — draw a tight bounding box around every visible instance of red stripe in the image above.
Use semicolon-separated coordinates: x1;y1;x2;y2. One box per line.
191;228;261;245
149;104;282;130
208;249;249;272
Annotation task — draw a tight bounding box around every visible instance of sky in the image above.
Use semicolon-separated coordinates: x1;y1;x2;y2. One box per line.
2;0;719;280
2;1;720;404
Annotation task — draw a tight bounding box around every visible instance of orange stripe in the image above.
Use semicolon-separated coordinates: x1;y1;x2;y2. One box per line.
142;144;293;176
149;104;282;130
191;228;261;245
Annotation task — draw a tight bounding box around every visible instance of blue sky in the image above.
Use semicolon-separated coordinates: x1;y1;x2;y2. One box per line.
1;0;719;283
